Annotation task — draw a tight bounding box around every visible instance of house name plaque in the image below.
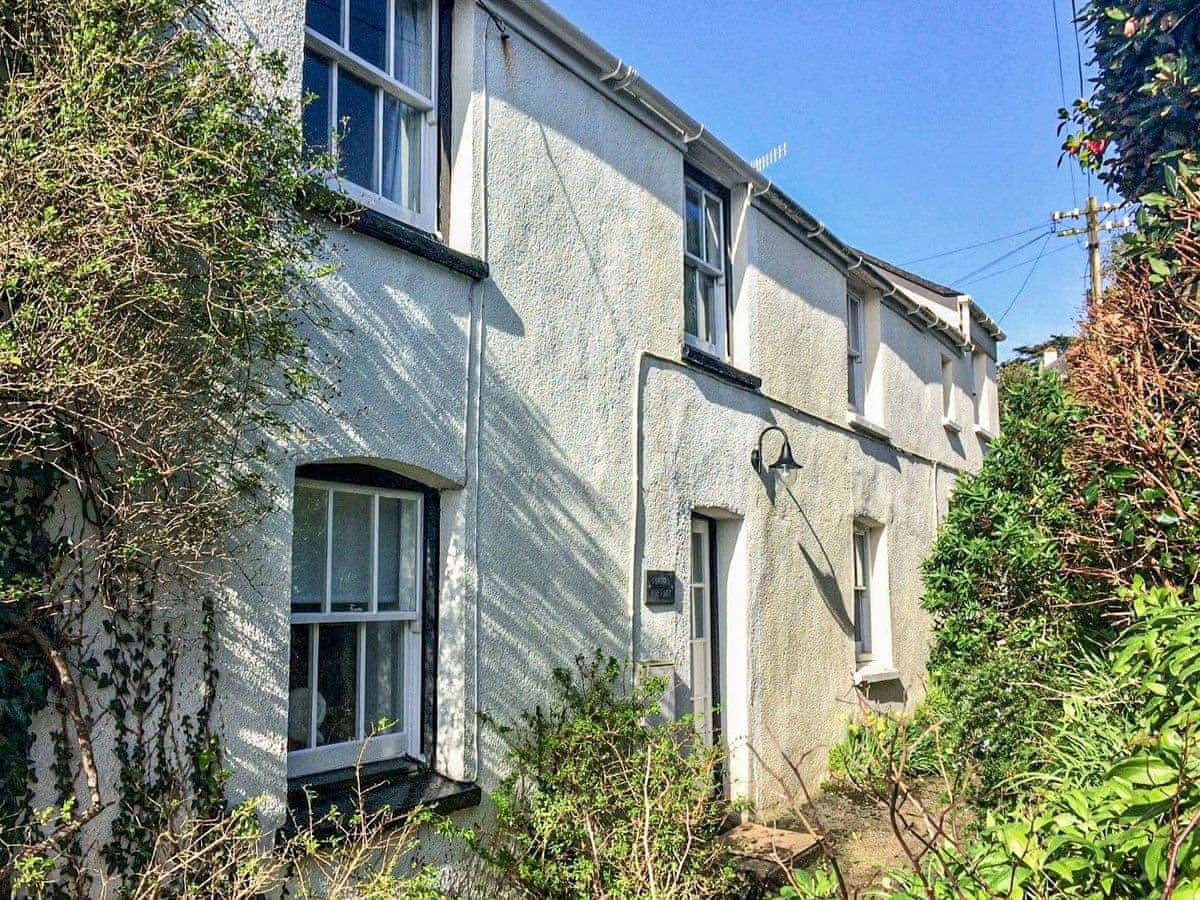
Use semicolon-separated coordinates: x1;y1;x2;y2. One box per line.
645;570;676;607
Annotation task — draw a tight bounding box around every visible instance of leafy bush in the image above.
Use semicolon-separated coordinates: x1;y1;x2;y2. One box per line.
883;581;1200;899
1058;0;1199;200
918;368;1106;800
0;0;334;877
827;704;943;792
477;652;739;899
1067;177;1200;594
11;786;446;898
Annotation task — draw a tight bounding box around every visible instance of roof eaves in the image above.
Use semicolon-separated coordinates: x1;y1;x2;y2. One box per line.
850;248;961;299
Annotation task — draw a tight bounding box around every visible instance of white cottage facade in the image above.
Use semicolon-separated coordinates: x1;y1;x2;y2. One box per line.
43;0;1004;836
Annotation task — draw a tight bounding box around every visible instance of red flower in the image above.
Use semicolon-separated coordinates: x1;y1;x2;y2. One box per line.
1085;139;1109;157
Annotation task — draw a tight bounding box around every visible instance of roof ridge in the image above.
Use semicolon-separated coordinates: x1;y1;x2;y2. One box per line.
849;248;962;298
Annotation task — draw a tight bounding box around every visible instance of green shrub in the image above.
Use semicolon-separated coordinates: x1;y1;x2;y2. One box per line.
882;581;1200;899
827;704;943;792
477;652;739;899
918;368;1107;801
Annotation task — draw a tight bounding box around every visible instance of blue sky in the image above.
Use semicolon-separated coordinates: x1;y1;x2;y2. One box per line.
547;0;1117;357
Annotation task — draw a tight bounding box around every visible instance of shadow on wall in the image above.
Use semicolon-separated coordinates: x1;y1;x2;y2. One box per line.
472;278;629;786
782;485;853;640
217;231;483;809
862;678;908;707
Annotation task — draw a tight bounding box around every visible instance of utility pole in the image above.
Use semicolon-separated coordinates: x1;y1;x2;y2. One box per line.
1052;197;1129;301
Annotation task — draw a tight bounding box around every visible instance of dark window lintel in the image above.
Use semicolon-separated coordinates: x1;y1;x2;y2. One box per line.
682;344;763;392
286;758;480;836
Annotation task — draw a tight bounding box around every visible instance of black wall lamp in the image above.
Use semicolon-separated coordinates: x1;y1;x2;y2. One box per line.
751;425;802;488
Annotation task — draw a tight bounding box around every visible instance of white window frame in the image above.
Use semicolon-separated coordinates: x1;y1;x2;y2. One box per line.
847;290;866;413
683;178;729;359
941;354;956;422
689;517;715;749
287;478;424;778
304;0;439;231
972;349;993;430
852;524;873;662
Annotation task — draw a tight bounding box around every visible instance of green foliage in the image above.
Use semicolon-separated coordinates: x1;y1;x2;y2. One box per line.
884;582;1200;899
478;651;740;899
1064;176;1200;596
918;369;1106;801
1059;0;1200;201
0;464;61;833
0;0;330;880
777;865;842;899
828;705;943;791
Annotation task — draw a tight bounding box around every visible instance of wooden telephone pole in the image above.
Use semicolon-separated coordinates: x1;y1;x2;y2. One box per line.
1052;197;1130;301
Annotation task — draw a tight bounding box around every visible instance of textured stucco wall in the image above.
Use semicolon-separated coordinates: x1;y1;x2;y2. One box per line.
29;0;1002;858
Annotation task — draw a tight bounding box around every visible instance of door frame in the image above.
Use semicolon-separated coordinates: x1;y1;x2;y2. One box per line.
690;514;724;754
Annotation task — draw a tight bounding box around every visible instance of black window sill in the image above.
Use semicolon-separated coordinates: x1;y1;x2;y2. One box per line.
286;757;480;837
681;344;763;391
306;187;489;282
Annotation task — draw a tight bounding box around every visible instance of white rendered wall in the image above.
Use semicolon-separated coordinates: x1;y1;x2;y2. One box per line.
30;0;1003;852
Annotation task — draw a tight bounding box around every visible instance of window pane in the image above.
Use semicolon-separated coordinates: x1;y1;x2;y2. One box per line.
288;625;313;751
847;295;862;353
691;588;706;639
291;485;327;612
854;588;871;654
306;0;341;42
685;186;703;258
394;0;432;95
853;532;868;589
704;193;723;266
316;624;358;746
301;51;331;154
337;69;377;191
847;356;858;408
331;490;372;611
378;497;419;611
699;272;719;346
348;0;387;69
683;264;699;338
365;622;405;735
382;95;423;212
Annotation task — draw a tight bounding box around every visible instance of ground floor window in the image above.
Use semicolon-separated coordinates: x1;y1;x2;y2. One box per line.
853;521;883;663
287;464;438;779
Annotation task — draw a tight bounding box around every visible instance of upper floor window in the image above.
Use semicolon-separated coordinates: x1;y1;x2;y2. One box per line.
941;355;956;423
288;472;427;778
972;349;995;433
302;0;438;231
846;290;865;412
683;173;730;359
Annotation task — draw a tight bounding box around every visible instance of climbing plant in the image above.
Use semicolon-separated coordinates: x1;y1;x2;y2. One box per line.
0;0;332;885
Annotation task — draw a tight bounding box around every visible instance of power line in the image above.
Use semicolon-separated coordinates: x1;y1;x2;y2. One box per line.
1051;0;1080;212
997;234;1053;323
951;231;1055;283
1068;0;1092;196
1068;0;1087;97
959;243;1075;286
898;223;1051;266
